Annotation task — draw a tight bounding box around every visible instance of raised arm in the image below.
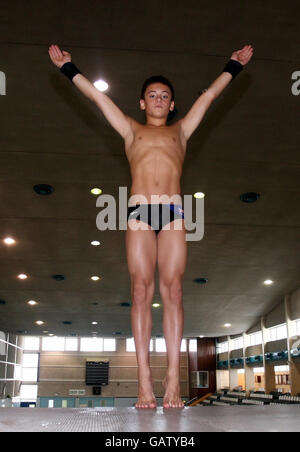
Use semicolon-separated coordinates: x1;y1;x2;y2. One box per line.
48;45;133;140
180;45;254;140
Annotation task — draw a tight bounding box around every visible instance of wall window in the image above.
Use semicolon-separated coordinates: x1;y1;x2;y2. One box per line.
22;353;39;383
42;337;65;351
103;338;116;352
269;324;287;341
126;338;153;352
189;339;197;352
249;331;263;346
180;339;187;352
216;342;228;354
155;338;167;352
231;337;244;351
65;338;78;351
23;337;40;351
275;365;289;372
80;337;103;352
20;384;38;402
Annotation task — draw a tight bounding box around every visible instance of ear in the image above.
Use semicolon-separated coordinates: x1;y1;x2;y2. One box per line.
169;100;175;111
140;99;146;111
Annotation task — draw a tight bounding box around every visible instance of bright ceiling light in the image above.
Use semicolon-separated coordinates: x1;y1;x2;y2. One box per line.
152;303;160;308
4;237;16;245
194;192;205;199
91;322;98;325
93;80;109;92
36;320;44;326
28;300;38;306
224;323;232;328
264;280;274;285
91;276;100;281
18;274;28;280
91;188;102;196
91;241;101;246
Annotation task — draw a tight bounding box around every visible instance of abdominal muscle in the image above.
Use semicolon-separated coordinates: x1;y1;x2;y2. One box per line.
126;122;186;207
128;152;183;207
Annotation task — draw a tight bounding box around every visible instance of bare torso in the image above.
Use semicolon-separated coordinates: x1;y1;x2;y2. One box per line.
125;119;187;206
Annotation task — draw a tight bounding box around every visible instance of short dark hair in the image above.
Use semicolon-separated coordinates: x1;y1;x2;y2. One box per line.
140;75;175;101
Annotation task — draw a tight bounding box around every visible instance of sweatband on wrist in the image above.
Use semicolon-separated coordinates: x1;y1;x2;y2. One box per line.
223;59;243;80
60;62;82;82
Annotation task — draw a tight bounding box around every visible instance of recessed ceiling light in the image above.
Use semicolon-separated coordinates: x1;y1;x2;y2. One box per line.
199;335;204;338
91;322;98;325
152;303;160;308
194;278;208;284
91;188;102;196
18;274;28;280
36;320;44;326
91;276;100;281
52;275;65;281
4;237;16;245
49;333;54;337
193;192;205;199
264;279;274;285
93;80;109;92
28;300;38;306
224;323;232;328
240;192;260;203
33;184;54;196
42;331;49;334
91;241;101;246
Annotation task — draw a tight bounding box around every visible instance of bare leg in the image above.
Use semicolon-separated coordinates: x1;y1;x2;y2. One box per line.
158;219;187;408
126;221;157;409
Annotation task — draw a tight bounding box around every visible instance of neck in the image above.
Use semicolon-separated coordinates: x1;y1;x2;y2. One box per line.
146;115;167;127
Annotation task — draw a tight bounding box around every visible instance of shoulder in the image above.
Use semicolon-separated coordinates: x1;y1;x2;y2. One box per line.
126;116;142;133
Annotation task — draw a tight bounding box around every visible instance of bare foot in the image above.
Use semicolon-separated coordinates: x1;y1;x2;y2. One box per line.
162;374;185;409
135;370;157;409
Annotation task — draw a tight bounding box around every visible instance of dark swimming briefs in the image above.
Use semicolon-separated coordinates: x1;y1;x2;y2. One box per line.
127;204;185;235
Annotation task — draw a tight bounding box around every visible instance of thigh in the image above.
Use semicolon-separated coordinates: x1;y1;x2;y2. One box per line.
157;220;187;283
126;221;157;280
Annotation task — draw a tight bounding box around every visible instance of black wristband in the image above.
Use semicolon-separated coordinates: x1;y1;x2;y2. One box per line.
60;62;82;82
223;59;243;80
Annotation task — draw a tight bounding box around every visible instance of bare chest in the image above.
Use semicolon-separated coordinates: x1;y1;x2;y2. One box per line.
126;123;186;164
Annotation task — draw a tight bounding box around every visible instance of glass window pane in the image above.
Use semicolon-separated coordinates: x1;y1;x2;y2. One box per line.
80;338;103;352
126;338;135;352
24;337;40;351
20;385;38;401
180;339;187;352
14;365;22;380
189;339;197;352
126;338;153;352
155;338;166;352
65;338;78;351
22;368;38;382
23;354;39;368
103;338;116;352
42;337;65;351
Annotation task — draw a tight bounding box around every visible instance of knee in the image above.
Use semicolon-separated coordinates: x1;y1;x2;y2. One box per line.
131;276;154;305
160;277;183;305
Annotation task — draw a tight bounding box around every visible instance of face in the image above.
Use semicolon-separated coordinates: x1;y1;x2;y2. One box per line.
140;83;175;119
